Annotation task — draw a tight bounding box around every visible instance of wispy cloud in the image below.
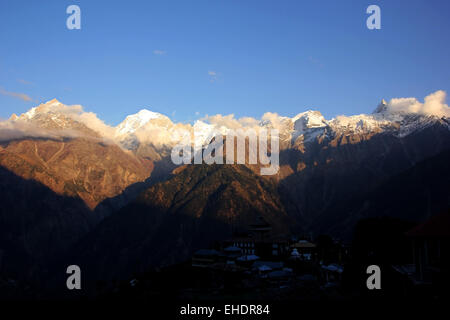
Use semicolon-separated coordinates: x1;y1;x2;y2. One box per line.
153;50;166;55
0;87;33;102
17;79;34;86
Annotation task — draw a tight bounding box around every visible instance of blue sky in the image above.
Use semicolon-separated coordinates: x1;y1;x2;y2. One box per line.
1;0;449;125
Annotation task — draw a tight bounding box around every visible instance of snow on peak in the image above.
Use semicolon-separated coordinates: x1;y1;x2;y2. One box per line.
6;90;448;149
373;99;388;114
292;110;322;122
22;107;37;119
136;109;162;121
192;120;216;146
115;109;162;136
191;120;231;146
45;98;63;106
292;110;327;134
20;98;65;120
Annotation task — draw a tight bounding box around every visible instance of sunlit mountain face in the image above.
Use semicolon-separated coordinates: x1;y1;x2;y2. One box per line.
4;91;450;160
1;91;450;298
2;0;450;306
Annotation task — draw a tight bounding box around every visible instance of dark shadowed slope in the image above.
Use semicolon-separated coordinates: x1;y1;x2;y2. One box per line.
314;148;450;238
71;164;299;285
0;166;93;289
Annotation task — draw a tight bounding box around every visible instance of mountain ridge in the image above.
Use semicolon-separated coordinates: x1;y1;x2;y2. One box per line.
4;92;450;157
1;92;450;290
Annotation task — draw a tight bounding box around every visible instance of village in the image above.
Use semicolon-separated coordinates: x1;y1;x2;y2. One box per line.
186;216;349;299
94;213;449;302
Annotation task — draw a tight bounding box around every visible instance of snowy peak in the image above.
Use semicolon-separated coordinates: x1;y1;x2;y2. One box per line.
329;114;392;133
19;98;64;120
5;90;449;152
135;109;162;121
8;99;104;137
192;120;214;146
46;98;63;106
192;120;230;146
292;110;327;134
373;99;388;114
115;109;163;136
292;110;325;123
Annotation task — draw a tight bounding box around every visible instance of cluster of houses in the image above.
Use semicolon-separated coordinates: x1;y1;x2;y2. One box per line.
191;216;345;287
123;210;449;301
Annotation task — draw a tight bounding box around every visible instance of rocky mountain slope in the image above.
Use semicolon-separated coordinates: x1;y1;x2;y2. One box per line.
0;166;93;284
1;99;154;210
0;100;154;286
1;92;450;288
315;147;450;238
0;138;153;210
70;163;299;284
277;116;450;228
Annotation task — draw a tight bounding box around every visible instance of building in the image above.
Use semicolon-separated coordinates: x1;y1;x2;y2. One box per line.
320;263;344;284
290;240;317;261
248;216;272;241
226;216;292;259
406;210;450;285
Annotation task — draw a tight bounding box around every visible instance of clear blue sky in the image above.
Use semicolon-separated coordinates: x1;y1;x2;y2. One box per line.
1;0;449;125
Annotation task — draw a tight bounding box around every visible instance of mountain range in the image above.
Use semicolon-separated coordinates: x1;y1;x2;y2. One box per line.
1;91;450;292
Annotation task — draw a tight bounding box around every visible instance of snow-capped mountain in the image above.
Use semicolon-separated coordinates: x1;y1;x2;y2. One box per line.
19;98;64;120
5;91;450;157
115;109;164;136
6;98;102;138
2;92;450;287
290;110;328;143
292;110;327;131
287;99;450;147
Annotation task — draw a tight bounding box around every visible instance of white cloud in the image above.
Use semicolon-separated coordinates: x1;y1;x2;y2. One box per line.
203;113;273;131
76;110;116;137
153;50;166;55
386;90;450;118
204;114;246;130
41;101;115;137
0;120;85;141
133;119;194;147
